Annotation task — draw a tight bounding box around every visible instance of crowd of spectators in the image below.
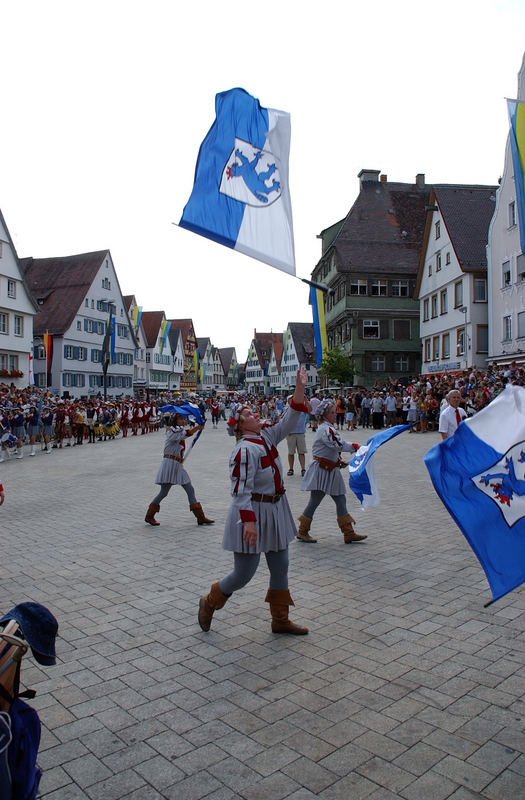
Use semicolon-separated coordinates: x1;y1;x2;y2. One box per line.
1;360;523;461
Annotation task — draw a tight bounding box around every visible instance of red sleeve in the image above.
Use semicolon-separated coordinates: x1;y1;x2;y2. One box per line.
240;509;256;523
289;400;308;413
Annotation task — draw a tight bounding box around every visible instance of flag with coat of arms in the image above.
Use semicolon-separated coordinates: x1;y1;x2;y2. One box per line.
424;385;525;604
179;87;295;275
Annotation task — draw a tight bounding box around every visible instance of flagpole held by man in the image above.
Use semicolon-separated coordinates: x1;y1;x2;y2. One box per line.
198;367;309;636
145;404;213;528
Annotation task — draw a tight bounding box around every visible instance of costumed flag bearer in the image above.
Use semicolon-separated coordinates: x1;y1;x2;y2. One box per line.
199;368;309;636
145;407;213;527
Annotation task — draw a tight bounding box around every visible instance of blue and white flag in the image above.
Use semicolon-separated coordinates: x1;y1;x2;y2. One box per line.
348;425;410;509
424;385;525;604
179;88;295;275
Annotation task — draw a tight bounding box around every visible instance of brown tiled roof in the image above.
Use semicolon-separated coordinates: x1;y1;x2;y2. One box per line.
123;295;135;311
433;185;498;270
289;322;315;364
218;347;235;373
322;180;430;276
272;339;283;371
169;319;195;346
21;250;109;335
254;332;282;370
141;311;164;347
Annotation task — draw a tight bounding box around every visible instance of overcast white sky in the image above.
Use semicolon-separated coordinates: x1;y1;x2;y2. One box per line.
2;1;525;359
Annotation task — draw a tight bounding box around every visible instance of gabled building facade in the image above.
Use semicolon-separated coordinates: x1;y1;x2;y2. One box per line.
196;337;214;393
245;331;282;395
0;210;38;386
124;295;148;395
169;319;198;392
311;170;429;386
268;338;284;392
167;326;184;392
487;54;525;367
211;346;226;392
218;347;239;389
281;322;317;392
416;185;497;375
141;311;173;394
23;250;135;398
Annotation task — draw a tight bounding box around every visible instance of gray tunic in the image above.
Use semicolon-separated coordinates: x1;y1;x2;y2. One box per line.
155;426;191;486
222;406;303;554
301;421;355;495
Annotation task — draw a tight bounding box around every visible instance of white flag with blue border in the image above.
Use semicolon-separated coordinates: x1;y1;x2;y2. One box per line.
424;385;525;604
179;87;295;275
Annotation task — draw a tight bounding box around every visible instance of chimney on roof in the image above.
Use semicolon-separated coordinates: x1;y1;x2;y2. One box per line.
380;174;387;182
358;169;381;187
415;173;425;188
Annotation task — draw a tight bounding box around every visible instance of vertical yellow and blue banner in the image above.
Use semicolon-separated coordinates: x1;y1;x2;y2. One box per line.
133;305;142;333
193;348;199;381
508;99;525;254
159;320;171;355
310;286;327;367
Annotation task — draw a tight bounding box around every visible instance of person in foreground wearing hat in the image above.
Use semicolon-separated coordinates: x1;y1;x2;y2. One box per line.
198;367;309;636
145;412;213;527
297;399;367;544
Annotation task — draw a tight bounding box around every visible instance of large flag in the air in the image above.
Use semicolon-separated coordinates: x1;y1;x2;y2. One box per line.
179;88;295;275
424;385;525;604
348;425;410;509
310;286;327;367
507;99;525;254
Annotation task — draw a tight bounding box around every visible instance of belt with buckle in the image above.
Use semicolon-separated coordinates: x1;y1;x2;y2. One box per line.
164;454;183;463
251;491;285;504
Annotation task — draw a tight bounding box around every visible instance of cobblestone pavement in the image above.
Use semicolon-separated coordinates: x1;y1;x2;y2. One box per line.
2;422;525;800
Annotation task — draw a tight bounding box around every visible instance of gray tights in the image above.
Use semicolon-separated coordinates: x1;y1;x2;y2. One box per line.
219;548;289;595
152;482;197;506
303;490;347;519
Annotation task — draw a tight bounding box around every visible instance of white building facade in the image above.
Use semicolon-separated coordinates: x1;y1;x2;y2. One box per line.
487;54;525;367
0;210;38;386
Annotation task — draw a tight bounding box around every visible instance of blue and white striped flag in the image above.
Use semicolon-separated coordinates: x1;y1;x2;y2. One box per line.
348;425;411;509
179;88;295;275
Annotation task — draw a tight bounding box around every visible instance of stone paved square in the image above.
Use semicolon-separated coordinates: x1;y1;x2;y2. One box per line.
2;423;525;799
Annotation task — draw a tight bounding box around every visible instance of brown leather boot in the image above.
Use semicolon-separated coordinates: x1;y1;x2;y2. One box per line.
145;503;160;526
265;589;308;635
190;502;214;525
198;582;229;631
337;513;367;543
296;514;317;543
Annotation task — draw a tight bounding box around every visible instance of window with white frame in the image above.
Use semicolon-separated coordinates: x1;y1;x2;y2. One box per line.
509;201;517;228
477;325;488;353
433;336;439;360
474;279;487;302
435;220;441;239
517;254;525;282
77;321;82;331
0;354;7;369
518;311;525;339
440;289;448;314
7;280;16;298
457;328;465;356
394;355;409;371
8;355;18;371
391;280;409;297
431;295;438;318
502;261;511;287
370;356;385;371
423;298;429;321
102;277;111;289
442;332;450;359
454;281;463;307
503;316;512;341
0;313;8;334
424;339;431;362
14;315;23;336
428;261;432;277
362;320;380;339
436;252;442;272
85;298;89;307
445;252;451;265
370;280;387;296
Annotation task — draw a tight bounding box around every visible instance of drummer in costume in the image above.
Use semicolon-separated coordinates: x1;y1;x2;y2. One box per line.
145;408;213;527
198;367;309;636
297;398;367;544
